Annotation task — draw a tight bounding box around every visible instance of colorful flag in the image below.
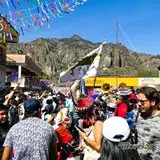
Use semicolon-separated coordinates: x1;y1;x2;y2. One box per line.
59;42;105;83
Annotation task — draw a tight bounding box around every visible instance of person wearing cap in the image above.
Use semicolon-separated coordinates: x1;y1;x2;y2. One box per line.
0;104;10;159
99;116;141;160
2;99;58;160
136;86;160;160
101;95;116;119
114;95;128;119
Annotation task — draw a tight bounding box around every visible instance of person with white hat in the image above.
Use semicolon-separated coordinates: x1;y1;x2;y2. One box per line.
99;116;141;160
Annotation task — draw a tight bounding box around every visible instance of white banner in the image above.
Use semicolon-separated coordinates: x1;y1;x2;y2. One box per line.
82;43;103;79
59;42;105;83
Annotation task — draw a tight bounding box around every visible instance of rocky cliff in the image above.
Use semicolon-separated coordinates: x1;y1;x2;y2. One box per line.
7;35;160;80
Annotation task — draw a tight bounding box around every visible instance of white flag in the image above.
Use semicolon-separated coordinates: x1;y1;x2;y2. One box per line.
82;43;104;79
59;42;105;83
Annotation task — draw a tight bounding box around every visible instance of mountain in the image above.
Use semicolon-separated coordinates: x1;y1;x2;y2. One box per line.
7;35;160;81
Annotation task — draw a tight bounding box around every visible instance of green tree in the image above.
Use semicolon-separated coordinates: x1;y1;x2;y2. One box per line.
137;68;158;77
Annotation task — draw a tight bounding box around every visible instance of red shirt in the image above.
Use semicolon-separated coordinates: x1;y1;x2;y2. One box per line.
114;102;128;118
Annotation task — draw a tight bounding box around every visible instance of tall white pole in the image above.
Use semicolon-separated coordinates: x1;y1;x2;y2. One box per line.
18;65;22;79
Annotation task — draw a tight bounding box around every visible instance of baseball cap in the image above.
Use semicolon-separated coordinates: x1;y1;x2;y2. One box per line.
24;99;41;114
103;116;130;142
116;95;123;100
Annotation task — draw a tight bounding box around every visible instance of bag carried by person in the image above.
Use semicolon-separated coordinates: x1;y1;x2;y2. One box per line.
55;123;73;146
126;111;134;129
129;109;140;145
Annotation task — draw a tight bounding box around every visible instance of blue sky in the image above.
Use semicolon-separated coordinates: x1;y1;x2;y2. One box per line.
1;0;160;55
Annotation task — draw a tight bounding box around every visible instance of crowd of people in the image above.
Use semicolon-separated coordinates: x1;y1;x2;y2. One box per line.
0;83;160;160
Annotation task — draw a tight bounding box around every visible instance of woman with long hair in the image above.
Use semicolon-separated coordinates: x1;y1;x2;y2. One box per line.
100;116;141;160
77;106;103;160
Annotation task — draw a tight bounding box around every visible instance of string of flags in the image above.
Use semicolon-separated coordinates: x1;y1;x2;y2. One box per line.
0;0;87;36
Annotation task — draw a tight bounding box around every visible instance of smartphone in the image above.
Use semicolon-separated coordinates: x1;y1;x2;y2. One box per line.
74;125;86;133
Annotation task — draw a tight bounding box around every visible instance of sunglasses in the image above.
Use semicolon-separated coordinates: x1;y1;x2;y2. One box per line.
137;99;149;105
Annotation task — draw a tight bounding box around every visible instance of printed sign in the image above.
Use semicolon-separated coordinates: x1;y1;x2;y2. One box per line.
138;78;160;86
